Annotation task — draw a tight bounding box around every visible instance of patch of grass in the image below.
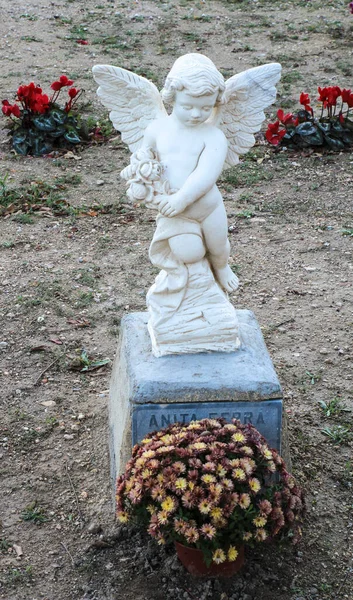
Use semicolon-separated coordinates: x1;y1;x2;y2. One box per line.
236;210;254;219
182;32;202;43
2;565;33;586
12;214;34;224
322;425;352;445
305;370;322;385
221;164;273;188
281;71;302;84
21;502;47;524
342;228;353;237
55;173;82;186
20;35;42;42
76;291;95;307
336;60;353;77
318;397;349;418
69;24;88;40
1;240;15;248
0;538;12;553
20;13;38;20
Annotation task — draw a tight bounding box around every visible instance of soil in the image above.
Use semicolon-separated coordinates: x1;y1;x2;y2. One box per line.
0;1;352;599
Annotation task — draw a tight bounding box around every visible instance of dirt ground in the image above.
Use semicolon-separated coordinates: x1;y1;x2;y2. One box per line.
1;1;353;599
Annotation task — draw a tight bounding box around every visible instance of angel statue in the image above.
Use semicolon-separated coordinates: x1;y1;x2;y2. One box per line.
93;54;281;357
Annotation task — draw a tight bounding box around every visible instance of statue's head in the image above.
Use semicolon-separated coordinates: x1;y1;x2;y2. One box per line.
161;54;225;105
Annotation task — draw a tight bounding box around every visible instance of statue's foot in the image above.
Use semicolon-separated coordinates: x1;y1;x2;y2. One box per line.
214;265;239;292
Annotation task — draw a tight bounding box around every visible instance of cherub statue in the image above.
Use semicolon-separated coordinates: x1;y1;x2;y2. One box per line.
93;54;281;356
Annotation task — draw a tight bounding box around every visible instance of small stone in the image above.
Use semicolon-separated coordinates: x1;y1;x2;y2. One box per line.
87;522;102;534
0;342;8;348
63;434;75;440
96;179;105;186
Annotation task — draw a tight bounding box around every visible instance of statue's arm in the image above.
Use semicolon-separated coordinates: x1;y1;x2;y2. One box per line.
156;130;227;218
177;130;228;205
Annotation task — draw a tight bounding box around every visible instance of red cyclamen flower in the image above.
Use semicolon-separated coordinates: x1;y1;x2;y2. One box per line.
299;92;312;113
2;100;21;117
277;109;296;126
265;121;286;146
68;87;79;99
341;88;353;108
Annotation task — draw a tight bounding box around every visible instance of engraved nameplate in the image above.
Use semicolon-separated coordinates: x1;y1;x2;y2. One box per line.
132;400;282;451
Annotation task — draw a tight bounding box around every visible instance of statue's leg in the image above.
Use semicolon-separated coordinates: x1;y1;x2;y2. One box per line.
168;233;206;264
202;204;239;293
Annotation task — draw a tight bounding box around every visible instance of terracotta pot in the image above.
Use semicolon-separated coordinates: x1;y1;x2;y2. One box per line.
175;542;245;577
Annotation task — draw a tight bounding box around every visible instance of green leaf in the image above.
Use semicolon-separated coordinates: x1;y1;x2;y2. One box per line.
13;140;30;155
48;127;67;138
323;134;345;151
64;130;81;144
32;114;56;132
31;137;53;156
12;129;29;144
50;108;67;125
294;122;323;146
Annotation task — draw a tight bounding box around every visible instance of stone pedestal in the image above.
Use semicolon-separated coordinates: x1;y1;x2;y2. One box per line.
109;310;289;489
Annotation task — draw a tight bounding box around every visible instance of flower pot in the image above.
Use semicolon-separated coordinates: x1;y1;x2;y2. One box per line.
175;542;245;577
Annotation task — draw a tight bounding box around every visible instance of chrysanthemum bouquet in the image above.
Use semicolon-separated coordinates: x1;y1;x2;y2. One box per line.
116;418;305;567
266;87;353;150
1;75;83;155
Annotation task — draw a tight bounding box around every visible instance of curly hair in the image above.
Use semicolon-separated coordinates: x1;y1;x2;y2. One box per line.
161;54;225;105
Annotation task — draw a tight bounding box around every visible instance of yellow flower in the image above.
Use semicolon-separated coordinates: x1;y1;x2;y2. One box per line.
188;481;195;491
232;468;246;481
217;465;227;477
141;438;151;444
141;468;153;479
212;548;226;564
157;473;165;484
223;423;237;432
184;526;199;543
175;477;188;491
243;531;253;541
187;421;202;429
160;434;174;444
161;496;176;513
157;510;169;524
249;478;261;493
142;450;155;459
263;447;273;460
125;479;134;492
221;478;234;491
239;493;251;509
157;536;166;545
117;511;129;523
210;506;223;521
255;528;268;542
240;445;254;456
146;504;156;514
201;474;216;484
200;523;217;539
199;500;211;514
232;432;246;443
228;546;238;562
190;442;207;451
253;516;267;527
135;457;147;468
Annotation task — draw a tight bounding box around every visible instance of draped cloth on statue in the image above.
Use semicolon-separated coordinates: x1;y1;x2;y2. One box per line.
146;214;241;357
147;214;204;328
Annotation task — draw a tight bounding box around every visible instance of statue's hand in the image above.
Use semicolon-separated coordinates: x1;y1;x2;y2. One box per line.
155;192;188;217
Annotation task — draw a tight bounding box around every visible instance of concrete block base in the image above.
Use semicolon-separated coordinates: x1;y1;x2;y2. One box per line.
109;310;289;489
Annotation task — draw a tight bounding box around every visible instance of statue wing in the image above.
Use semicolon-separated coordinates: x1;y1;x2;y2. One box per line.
92;64;168;152
209;63;281;167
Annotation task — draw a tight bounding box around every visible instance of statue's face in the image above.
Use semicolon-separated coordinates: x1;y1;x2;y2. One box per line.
173;90;218;126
